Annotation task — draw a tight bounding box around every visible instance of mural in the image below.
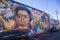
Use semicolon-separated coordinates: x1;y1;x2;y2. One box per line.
0;0;50;35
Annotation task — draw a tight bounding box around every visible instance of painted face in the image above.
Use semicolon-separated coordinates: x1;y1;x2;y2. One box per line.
32;10;41;21
45;16;48;21
16;10;30;26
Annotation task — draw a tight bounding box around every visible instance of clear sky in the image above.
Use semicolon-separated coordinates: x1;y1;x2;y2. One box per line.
14;0;60;20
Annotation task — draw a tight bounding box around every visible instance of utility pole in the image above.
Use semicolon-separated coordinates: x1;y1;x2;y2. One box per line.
56;10;59;25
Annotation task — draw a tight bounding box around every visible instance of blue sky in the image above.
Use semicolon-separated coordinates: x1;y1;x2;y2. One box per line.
14;0;60;20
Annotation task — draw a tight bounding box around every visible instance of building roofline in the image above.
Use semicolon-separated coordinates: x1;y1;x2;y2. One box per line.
12;1;45;13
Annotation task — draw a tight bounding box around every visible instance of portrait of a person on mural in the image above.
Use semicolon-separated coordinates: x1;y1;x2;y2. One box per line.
10;5;33;35
31;10;44;34
41;13;49;31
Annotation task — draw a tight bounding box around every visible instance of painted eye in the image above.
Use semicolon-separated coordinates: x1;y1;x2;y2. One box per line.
17;16;21;18
24;15;29;18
